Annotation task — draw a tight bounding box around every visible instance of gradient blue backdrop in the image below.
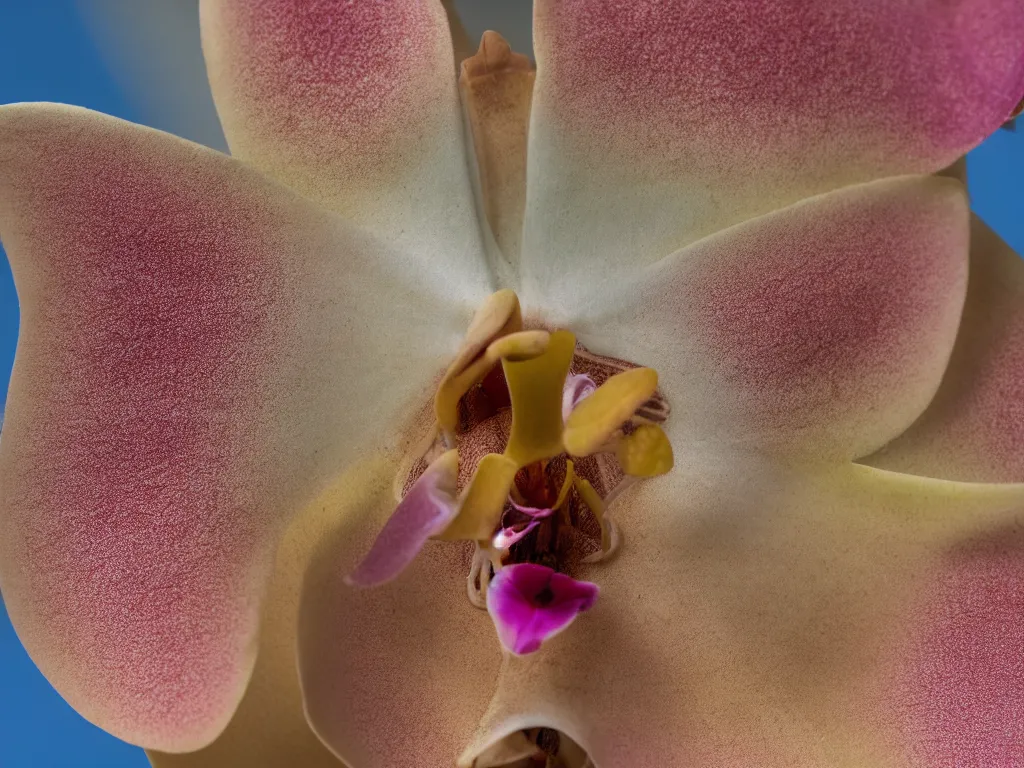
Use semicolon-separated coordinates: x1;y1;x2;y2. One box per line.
0;2;1022;767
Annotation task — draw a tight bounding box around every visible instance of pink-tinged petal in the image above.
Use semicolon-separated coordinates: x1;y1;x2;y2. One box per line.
493;520;541;550
893;526;1024;766
0;104;475;751
867;216;1024;482
459;459;1024;766
573;176;969;461
346;450;459;587
147;469;387;768
487;564;598;656
200;0;489;285
522;0;1024;297
298;488;501;767
508;500;556;519
561;373;596;423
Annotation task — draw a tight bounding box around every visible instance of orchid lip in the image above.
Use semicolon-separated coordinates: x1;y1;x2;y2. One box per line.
351;290;673;655
486;563;599;656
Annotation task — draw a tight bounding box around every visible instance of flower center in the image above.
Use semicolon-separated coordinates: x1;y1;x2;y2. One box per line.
347;290;673;656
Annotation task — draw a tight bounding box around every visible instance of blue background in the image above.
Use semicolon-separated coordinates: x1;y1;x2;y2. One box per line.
0;2;1021;767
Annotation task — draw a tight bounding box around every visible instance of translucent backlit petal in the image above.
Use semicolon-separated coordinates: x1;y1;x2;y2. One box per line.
522;0;1024;300
0;104;474;751
573;176;969;460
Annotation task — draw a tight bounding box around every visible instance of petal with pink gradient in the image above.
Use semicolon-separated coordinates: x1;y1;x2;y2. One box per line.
572;176;969;461
199;0;489;290
561;373;596;423
493;520;542;550
521;0;1024;300
458;462;1024;767
487;564;599;655
0;104;477;752
867;216;1024;483
894;526;1024;766
299;505;502;767
346;450;459;587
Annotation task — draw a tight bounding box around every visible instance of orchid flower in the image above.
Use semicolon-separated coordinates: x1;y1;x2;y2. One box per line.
1;1;1023;766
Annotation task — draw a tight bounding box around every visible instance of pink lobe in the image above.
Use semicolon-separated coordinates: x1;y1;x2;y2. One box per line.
867;218;1024;483
487;564;599;655
562;373;597;423
524;0;1024;287
347;453;459;587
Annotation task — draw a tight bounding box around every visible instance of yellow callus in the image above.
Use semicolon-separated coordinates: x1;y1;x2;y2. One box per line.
562;367;658;457
616;424;674;477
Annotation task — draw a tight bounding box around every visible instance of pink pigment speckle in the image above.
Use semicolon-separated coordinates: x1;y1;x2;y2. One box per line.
540;0;1024;165
897;528;1024;767
687;181;966;436
871;218;1024;483
0;112;286;748
215;0;443;149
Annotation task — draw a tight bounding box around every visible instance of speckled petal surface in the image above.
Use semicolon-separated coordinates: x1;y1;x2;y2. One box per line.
200;0;489;289
521;0;1024;299
458;457;1024;766
0;104;483;751
147;464;393;768
298;480;501;767
867;215;1024;483
570;176;969;461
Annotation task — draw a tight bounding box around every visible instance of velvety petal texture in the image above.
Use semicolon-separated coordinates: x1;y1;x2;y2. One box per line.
0;104;483;751
460;461;1024;767
522;0;1024;300
868;215;1024;483
570;176;969;461
299;495;502;767
200;0;490;292
146;467;386;768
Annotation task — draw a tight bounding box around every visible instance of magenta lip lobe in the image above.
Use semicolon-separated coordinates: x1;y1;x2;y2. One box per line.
487;563;599;655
